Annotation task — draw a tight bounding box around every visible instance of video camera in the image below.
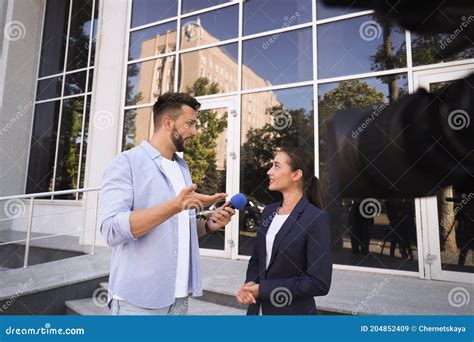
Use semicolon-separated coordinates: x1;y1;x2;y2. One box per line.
324;0;474;198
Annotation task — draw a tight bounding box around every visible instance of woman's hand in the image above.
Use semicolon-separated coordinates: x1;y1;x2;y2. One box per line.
242;282;259;300
236;281;259;304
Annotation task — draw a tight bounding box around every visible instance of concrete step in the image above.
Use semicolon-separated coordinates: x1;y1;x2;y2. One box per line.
98;281;246;311
65;297;245;316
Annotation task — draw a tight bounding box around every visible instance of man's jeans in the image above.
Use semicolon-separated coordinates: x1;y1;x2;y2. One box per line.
111;297;189;315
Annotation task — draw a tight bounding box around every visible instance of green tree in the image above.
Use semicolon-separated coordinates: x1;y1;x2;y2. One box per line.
122;57;145;151
184;77;227;195
411;33;474;66
240;104;315;204
370;23;406;103
186;76;220;96
54;97;85;198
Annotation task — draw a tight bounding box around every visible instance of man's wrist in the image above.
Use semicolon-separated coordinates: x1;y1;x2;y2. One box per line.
170;198;182;214
205;220;212;234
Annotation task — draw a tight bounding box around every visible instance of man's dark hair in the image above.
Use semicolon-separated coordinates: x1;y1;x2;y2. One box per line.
153;92;201;128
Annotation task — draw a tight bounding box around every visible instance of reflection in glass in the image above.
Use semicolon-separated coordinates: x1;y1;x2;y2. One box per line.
26;101;61;194
425;80;474;274
316;0;360;20
122;107;152;151
243;0;312;36
180;6;238;49
88;68;94;92
242;28;312;90
317;15;406;79
437;188;474;273
179;43;238;95
90;0;99;66
64;71;87;96
78;95;91;198
131;0;178;28
36;76;62;101
332;198;418;270
187;107;228;251
129;21;177;61
29;0;97;200
39;0;70;77
66;0;93;71
182;0;230;14
411;32;474;67
126;56;175;106
54;97;85;199
239;86;314;255
318;74;418;271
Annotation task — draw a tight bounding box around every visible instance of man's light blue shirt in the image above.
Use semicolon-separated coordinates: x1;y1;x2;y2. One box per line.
99;141;202;309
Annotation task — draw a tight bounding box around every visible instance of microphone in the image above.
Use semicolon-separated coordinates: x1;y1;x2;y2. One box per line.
228;193;248;210
210;193;248;225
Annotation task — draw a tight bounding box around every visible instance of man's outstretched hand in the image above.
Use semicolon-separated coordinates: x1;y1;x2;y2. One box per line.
176;184;227;212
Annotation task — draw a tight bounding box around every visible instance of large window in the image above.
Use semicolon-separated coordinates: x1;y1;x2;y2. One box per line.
124;1;474;270
27;0;98;199
318;74;417;271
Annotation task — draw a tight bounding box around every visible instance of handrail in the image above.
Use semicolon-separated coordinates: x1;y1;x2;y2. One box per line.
0;227;94;247
0;187;102;268
0;187;101;201
0;206;97;222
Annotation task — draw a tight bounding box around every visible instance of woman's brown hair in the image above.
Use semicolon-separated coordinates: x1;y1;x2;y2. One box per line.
279;147;325;210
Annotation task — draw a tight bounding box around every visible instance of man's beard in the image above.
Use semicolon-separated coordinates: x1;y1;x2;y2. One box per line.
171;126;186;152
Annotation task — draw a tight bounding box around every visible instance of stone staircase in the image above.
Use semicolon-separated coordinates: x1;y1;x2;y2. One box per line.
63;255;474;316
65;282;246;316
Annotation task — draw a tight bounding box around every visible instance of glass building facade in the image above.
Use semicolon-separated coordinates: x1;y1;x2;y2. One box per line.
1;0;472;283
117;0;474;282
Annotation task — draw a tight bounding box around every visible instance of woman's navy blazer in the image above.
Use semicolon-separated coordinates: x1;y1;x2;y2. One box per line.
245;196;332;315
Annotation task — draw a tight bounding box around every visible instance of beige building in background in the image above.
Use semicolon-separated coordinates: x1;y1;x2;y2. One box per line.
128;18;281;166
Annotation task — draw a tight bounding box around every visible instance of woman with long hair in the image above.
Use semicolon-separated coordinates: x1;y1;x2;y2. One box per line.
236;147;332;315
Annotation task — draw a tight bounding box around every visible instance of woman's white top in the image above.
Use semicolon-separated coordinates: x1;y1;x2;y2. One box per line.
265;214;290;269
259;213;289;315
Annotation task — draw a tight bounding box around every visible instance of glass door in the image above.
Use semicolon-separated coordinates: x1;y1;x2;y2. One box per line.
414;63;474;283
193;96;239;258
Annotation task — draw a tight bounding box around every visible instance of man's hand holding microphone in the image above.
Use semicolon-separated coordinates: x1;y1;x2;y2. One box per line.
176;184;248;233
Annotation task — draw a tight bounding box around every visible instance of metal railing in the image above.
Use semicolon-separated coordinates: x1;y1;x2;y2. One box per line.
0;187;101;268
